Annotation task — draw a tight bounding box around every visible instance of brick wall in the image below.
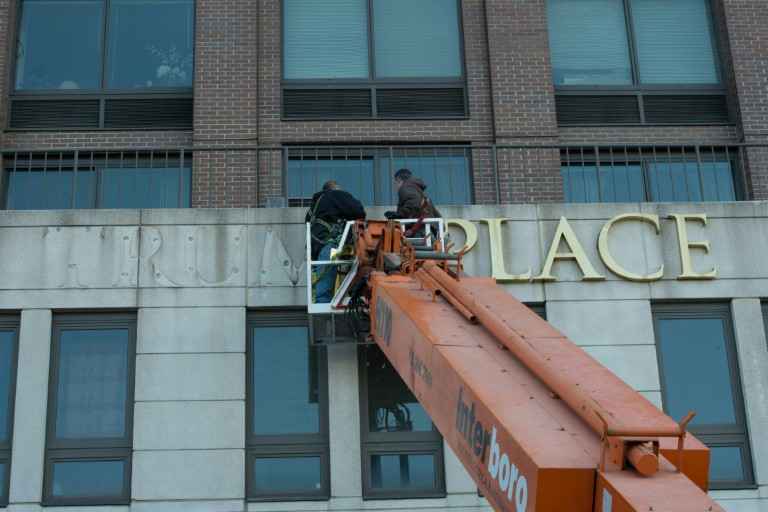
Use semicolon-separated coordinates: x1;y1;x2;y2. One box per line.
0;0;765;206
721;0;768;199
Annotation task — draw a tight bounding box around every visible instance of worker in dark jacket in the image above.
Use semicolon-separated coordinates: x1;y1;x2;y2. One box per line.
385;168;441;220
306;181;365;303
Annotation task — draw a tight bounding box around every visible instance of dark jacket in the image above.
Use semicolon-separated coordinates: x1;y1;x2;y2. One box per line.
395;178;441;219
306;189;366;259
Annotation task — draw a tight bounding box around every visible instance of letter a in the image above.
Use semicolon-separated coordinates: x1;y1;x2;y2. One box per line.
534;216;605;282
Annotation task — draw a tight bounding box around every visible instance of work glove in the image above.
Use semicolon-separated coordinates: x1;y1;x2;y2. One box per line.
384;211;398;220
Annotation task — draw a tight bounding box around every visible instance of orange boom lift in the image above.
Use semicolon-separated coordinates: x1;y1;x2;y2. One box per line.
308;219;724;512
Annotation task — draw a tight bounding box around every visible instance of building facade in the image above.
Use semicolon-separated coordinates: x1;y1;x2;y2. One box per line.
0;0;766;511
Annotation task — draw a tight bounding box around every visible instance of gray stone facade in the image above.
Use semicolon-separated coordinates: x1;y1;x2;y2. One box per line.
0;203;766;511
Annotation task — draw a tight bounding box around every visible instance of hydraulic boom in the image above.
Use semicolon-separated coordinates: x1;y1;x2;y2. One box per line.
309;219;724;512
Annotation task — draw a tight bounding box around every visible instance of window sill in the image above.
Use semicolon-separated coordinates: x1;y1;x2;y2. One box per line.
709;487;761;499
281;116;470;123
4;127;195;133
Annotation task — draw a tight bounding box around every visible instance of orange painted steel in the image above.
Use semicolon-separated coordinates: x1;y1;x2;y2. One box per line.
325;221;723;511
367;272;724;512
625;444;658;477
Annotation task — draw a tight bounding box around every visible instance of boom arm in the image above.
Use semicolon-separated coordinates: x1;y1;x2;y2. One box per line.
313;220;724;512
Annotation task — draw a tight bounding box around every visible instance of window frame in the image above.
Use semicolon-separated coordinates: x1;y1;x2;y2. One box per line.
560;146;743;203
651;302;755;490
8;0;195;130
280;0;469;120
245;310;330;502
2;151;192;210
358;345;446;500
550;0;729;125
0;316;20;508
43;313;136;507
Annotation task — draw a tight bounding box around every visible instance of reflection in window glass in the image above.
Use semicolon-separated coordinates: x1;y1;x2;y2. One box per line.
55;329;129;439
630;0;719;84
252;457;322;493
368;354;432;433
709;446;745;483
287;150;471;207
252;326;319;435
5;167;191;210
657;317;736;426
283;0;368;79
6;170;97;210
0;332;15;443
547;0;632;85
377;153;471;206
287;158;375;206
51;460;124;497
561;164;644;203
107;0;194;88
101;168;191;208
648;161;735;202
15;0;103;90
373;0;461;78
370;454;435;489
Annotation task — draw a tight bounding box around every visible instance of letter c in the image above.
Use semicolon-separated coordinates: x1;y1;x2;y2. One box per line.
598;213;664;282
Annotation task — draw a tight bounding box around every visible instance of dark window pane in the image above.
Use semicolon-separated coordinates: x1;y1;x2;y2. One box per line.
0;332;14;443
377;152;471;206
6;170;96;210
373;0;461;78
252;457;322;493
100;167;191;208
562;164;645;203
283;0;368;79
630;0;719;84
51;460;125;498
0;461;6;500
368;352;432;433
107;0;194;89
287;158;375;206
370;454;436;489
547;0;632;85
709;446;745;483
648;161;735;202
55;329;129;439
251;326;319;435
15;0;103;90
657;317;737;426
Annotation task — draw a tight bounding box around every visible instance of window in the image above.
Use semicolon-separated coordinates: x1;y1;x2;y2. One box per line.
4;151;192;209
359;346;445;499
282;0;466;119
547;0;729;125
0;317;19;508
561;146;738;203
10;0;194;129
246;311;329;501
44;314;136;506
652;304;754;489
286;146;472;207
763;302;768;351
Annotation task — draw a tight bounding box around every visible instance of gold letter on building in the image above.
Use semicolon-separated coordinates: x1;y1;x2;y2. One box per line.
534;217;605;282
669;214;717;280
598;213;664;282
445;219;479;254
480;218;531;282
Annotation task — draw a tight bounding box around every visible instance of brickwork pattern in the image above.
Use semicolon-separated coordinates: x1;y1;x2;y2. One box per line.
0;0;765;206
722;0;768;199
